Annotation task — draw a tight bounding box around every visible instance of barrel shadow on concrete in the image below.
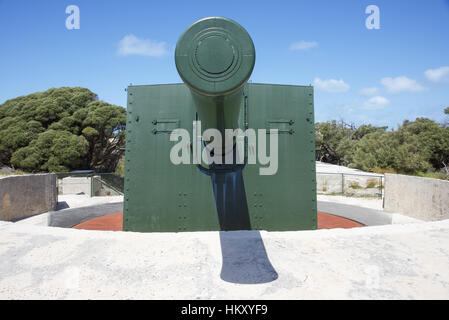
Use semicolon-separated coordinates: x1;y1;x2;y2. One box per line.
219;231;278;284
56;201;69;210
209;168;278;284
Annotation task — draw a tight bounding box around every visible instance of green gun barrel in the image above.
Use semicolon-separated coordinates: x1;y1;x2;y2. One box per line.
175;17;255;154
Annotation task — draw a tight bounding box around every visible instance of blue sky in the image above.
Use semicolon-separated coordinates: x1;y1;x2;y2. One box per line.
0;0;448;128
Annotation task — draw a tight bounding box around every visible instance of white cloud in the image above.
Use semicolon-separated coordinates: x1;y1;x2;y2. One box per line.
363;96;390;110
381;76;427;93
290;41;318;51
313;77;350;93
117;34;168;57
359;87;378;96
424;66;449;83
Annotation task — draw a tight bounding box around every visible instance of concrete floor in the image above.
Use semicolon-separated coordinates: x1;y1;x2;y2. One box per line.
318;195;382;210
57;194;124;209
1;219;449;299
3;193;443;300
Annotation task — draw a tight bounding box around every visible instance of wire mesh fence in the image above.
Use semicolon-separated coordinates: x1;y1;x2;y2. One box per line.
55;172;124;197
55;171;383;199
316;172;384;198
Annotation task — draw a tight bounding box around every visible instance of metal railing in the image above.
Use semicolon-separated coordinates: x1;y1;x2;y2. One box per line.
96;173;124;195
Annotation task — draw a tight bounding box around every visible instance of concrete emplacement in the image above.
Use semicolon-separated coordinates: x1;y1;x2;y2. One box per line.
2;171;448;299
4;196;445;299
2;209;449;299
45;200;370;283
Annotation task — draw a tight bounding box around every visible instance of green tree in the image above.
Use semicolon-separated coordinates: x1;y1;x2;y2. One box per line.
0;87;126;172
315;120;354;164
350;116;449;175
315;109;449;179
315;121;387;166
80;101;126;172
11;130;89;172
399;118;449;171
351;131;400;172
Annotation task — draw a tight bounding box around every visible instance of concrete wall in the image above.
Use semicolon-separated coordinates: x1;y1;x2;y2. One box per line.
58;177;92;196
317;173;383;197
384;173;449;221
0;174;57;222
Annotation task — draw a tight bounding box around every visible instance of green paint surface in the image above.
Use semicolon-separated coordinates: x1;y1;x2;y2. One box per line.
123;83;317;232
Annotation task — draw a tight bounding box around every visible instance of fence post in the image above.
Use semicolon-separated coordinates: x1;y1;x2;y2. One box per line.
381;176;385;207
341;173;345;195
90;174;93;198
